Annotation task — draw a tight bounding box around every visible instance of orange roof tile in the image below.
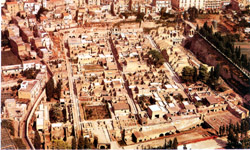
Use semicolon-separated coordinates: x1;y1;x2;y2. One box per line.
40;16;47;21
63;13;69;16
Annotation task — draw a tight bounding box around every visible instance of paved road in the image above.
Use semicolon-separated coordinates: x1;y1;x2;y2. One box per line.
61;33;81;137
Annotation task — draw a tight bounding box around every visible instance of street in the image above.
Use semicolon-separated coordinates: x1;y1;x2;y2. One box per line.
109;38;138;115
61;33;81;137
146;35;184;90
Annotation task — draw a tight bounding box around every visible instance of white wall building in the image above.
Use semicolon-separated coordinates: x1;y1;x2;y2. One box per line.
171;0;205;10
153;0;172;13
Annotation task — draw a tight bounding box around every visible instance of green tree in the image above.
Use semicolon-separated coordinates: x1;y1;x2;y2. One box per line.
183;11;188;20
36;7;49;21
196;24;199;31
53;140;68;149
236;122;240;132
17;79;23;84
236;46;241;58
55;80;62;100
94;136;98;148
168;139;173;148
34;131;41;149
222;125;226;135
136;13;145;22
219;126;222;136
181;66;194;83
1;38;9;47
49;103;63;123
84;138;91;149
21;68;39;79
227;127;241;148
147;50;165;67
241;54;248;68
198;64;209;83
78;135;84;149
160;7;167;17
149;96;155;104
46;78;55;101
72;137;77;149
2;120;14;136
193;67;198;82
173;137;178;149
214;64;220;79
209;67;214;80
188;7;198;21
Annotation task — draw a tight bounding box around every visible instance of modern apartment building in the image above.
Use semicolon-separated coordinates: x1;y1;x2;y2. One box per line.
171;0;222;10
152;0;172;13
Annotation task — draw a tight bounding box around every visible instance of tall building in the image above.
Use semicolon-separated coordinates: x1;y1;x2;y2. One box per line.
205;0;221;9
152;0;172;13
171;0;205;10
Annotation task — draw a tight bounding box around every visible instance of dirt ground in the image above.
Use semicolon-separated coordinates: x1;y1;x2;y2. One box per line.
83;105;111;120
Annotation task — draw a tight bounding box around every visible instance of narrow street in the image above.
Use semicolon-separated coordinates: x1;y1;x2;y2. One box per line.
61;33;81;137
146;35;184;90
109;38;138;115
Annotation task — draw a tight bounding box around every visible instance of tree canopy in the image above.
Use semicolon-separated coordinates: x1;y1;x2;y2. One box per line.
34;131;41;149
199;22;250;72
72;137;77;149
21;68;40;79
46;78;55;101
2;119;14;136
49;103;64;123
78;136;91;149
198;64;209;83
136;13;145;22
181;66;195;83
147;50;165;67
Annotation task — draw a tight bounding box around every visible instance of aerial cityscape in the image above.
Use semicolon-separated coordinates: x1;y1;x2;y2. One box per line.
1;0;250;149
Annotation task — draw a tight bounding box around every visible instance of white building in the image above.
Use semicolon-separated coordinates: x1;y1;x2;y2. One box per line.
244;27;250;33
22;60;42;71
153;0;172;13
204;0;221;9
171;0;205;10
35;104;50;131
